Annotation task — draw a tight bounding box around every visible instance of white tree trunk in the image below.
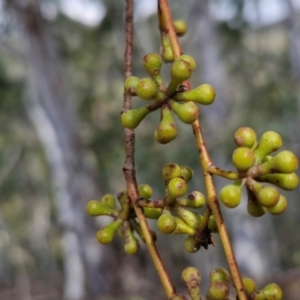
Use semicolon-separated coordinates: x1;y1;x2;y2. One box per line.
5;1;113;299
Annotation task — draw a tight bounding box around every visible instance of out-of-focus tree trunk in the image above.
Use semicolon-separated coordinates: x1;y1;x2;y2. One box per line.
187;0;280;282
5;1;122;299
286;0;300;83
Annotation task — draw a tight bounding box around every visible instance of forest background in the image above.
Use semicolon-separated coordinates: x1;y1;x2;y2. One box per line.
0;0;299;299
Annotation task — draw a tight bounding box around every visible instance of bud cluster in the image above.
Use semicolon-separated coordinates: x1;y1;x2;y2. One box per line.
175;266;282;300
219;128;299;217
86;186;156;255
121;50;215;144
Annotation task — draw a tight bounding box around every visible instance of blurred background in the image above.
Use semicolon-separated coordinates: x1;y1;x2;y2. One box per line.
0;0;299;299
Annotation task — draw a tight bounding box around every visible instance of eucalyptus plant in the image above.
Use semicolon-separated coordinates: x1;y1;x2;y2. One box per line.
86;1;298;299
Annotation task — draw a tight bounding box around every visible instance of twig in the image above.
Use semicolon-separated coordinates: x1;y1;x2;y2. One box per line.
123;1;175;298
158;0;247;298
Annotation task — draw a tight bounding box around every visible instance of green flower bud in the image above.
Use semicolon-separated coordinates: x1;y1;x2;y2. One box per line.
86;200;116;216
101;194;117;209
171;58;193;82
256;186;280;207
168;59;193;94
173;217;196;235
234;127;257;148
209;268;230;283
123;221;140;255
154;105;177;144
162;163;181;182
232;147;255;172
181;267;201;300
96;219;122;244
121;107;150;129
177;191;205;208
174;20;188;37
256;172;299;191
254;131;282;163
208;215;218;233
157;213;177;234
169;99;199;124
266;194;287;215
251;283;282;300
175;55;196;71
124;76;140;96
142;53;162;78
168;177;188;200
206;281;229;300
136;77;158;100
243;277;256;294
219;181;242;208
179;165;194;182
246;187;266;217
143;207;162;219
174;84;215;105
161;33;174;62
183;235;201;253
173;205;201;229
138;184;153;199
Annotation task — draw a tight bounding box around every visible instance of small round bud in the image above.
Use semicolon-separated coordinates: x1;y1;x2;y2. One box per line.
251;283;282;300
171;59;193;83
257;186;280;207
181;267;201;300
272;150;298;173
123;224;140;255
136;78;158;100
247;197;266;217
176;55;196;71
210;268;230;283
219;182;242;208
162;163;181;181
184;235;201;253
101;194;116;209
174;84;215;105
86;200;115;216
234;127;257;148
124;238;140;255
243;277;256;294
157;214;177;234
179;165;194;182
208;215;218;233
138;184;152;199
155;106;178;144
142;53;162;77
169;100;199;124
143;207;162;219
117;190;128;206
266;194;287;215
206;281;229;300
162;45;174;62
173;217;196;235
254;131;282;163
177;191;205;208
168;177;188;199
124;76;140;96
96;220;122;244
174;20;187;37
232;147;255;171
121;107;149;129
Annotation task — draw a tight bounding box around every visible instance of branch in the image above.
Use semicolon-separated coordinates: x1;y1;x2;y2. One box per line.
123;1;175;298
159;0;247;298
